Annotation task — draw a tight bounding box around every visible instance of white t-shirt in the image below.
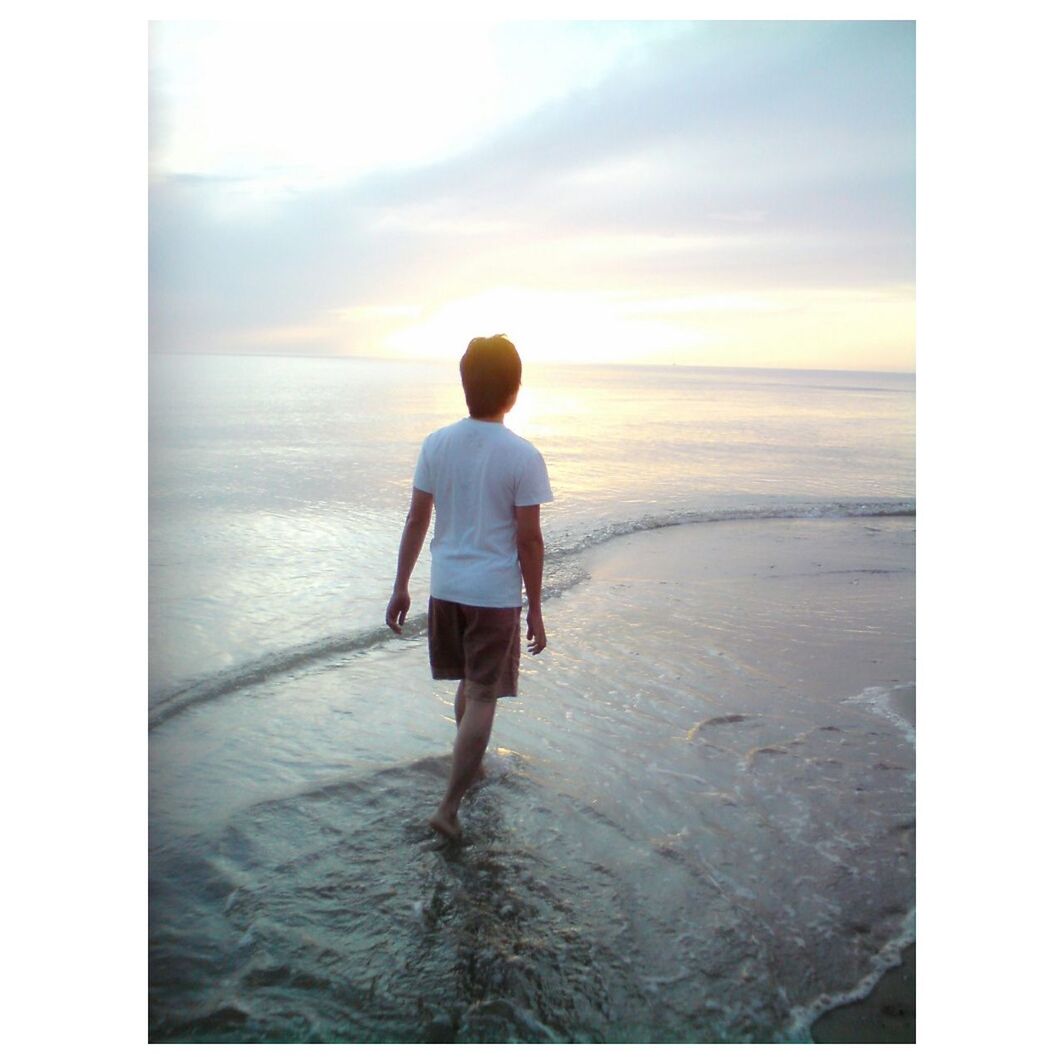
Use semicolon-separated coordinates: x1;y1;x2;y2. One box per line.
413;418;553;607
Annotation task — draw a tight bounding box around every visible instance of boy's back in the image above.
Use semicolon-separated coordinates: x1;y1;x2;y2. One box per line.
414;418;552;608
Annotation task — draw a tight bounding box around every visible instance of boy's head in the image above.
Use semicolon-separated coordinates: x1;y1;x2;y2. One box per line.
460;335;522;418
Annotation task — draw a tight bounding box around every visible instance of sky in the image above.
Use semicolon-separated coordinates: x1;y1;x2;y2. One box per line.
149;20;915;370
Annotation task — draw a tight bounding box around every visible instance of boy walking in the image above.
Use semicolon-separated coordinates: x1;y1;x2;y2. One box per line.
385;336;553;839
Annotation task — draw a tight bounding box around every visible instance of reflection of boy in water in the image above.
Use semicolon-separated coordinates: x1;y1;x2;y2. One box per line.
386;336;553;839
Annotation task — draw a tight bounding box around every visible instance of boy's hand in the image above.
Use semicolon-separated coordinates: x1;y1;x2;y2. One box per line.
526;607;547;655
386;588;411;633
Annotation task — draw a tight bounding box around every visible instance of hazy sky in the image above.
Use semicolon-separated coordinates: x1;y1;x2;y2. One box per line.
149;20;914;369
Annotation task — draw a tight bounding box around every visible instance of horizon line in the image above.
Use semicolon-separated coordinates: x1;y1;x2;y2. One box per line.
149;350;916;375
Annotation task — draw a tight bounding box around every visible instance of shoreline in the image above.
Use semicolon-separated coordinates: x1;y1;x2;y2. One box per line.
812;943;916;1043
809;678;915;1040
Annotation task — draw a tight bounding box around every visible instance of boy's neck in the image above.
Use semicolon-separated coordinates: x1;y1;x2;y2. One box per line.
470;414;506;424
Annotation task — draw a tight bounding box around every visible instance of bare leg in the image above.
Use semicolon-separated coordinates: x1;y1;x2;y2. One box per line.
454;679;467;728
430;695;497;839
453;681;485;782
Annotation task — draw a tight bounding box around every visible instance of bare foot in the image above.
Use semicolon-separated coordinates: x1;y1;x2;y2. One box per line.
429;809;460;840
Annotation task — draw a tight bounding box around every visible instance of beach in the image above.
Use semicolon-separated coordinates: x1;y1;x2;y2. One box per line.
149;355;915;1042
150;513;914;1042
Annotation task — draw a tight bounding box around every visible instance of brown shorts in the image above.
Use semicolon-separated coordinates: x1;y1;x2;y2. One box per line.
427;597;521;701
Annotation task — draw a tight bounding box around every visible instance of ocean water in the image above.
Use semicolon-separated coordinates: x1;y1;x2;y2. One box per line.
148;354;915;1042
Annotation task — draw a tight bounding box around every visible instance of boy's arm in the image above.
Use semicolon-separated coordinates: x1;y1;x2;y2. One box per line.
386;488;433;633
515;504;547;654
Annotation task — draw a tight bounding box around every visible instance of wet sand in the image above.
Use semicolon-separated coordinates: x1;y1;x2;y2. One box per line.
584;517;916;1042
813;944;915;1042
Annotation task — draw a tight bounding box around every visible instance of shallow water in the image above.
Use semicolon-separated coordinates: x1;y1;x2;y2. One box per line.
149;356;915;1041
149;516;915;1042
149;355;914;706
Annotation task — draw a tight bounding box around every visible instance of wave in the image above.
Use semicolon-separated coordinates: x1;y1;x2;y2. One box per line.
149;497;915;730
844;682;916;747
149;624;423;730
783;907;916;1042
546;497;915;559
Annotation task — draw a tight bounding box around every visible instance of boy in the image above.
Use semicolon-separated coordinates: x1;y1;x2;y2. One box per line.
385;335;553;839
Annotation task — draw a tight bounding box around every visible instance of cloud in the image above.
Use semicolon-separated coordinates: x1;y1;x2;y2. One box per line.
149;21;914;364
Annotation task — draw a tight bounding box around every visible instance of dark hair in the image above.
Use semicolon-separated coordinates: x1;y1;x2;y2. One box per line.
459;335;522;418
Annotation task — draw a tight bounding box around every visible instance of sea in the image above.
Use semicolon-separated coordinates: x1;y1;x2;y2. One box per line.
148;353;915;1042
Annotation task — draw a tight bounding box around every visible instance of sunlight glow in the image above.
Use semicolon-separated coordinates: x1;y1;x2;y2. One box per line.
383;288;705;366
373;285;914;370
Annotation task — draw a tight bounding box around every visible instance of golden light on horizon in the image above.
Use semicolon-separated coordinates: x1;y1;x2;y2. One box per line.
381;287;702;366
367;284;914;371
